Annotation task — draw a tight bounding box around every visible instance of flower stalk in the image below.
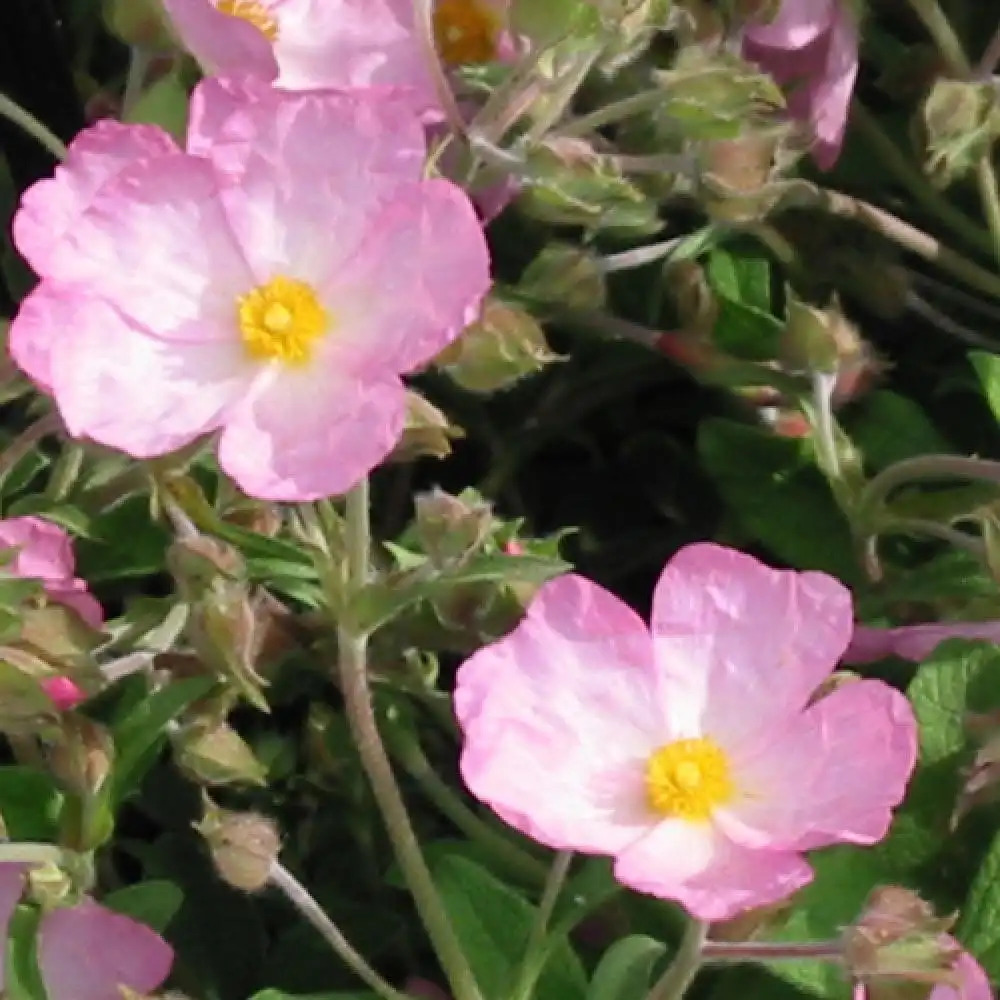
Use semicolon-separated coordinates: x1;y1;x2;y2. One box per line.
334;478;483;1000
646;919;709;1000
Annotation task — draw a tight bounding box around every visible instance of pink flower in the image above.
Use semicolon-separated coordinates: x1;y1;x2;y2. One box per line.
852;945;993;1000
844;621;1000;665
454;543;917;921
10;80;491;501
0;517;102;628
742;0;859;169
161;0;512;118
0;864;173;1000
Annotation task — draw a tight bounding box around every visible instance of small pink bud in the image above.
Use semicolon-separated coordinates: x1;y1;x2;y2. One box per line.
504;540;524;556
41;678;86;712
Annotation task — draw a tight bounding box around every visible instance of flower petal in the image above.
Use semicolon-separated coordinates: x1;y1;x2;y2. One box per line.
38;899;173;1000
931;948;993;1000
741;0;835;51
48;293;249;458
0;516;77;584
718;680;916;852
844;621;1000;665
271;0;438;109
0;863;27;990
806;9;858;169
8;283;67;393
217;367;406;500
614;821;811;921
201;88;426;284
456;574;664;854
328;178;491;376
650;543;853;752
58;154;254;341
13;120;177;281
162;0;279;81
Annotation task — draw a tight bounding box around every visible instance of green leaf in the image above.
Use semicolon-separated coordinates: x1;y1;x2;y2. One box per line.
103;880;184;933
5;906;46;1000
958;827;1000;977
111;676;217;804
849;391;952;470
712;296;782;360
430;853;587;1000
124;66;190;138
697;419;858;582
351;552;571;634
0;767;63;840
250;993;378;1000
707;247;772;312
586;935;666;1000
970;350;1000;423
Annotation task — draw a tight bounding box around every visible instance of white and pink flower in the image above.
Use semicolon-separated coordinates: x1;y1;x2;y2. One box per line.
10;80;491;501
161;0;512;119
455;543;917;920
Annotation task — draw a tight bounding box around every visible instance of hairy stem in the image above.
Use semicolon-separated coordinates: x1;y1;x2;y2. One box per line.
269;862;408;1000
701;939;844;963
646;920;708;1000
976;156;1000;269
335;479;483;1000
0;90;68;160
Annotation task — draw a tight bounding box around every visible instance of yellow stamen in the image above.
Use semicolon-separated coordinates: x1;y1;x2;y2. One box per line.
432;0;501;66
645;738;733;822
237;276;329;365
216;0;279;42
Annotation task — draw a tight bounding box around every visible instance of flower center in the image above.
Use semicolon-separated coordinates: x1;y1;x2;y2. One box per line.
216;0;279;41
433;0;501;66
237;276;329;365
644;738;733;821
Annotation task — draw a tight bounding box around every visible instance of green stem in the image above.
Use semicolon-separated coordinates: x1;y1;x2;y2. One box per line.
387;732;547;886
269;862;409;1000
558;87;672;138
789;189;1000;301
701;940;843;964
905;0;971;75
976;156;1000;269
335;479;483;1000
885;517;987;557
858;454;1000;523
509;851;574;1000
646;920;708;1000
0;843;66;865
0;92;68;161
851;102;993;257
0;413;61;488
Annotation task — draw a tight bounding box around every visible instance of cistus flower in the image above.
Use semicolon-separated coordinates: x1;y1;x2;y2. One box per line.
0;864;173;1000
741;0;859;169
10;80;491;501
161;0;512;118
454;543;916;920
0;517;102;628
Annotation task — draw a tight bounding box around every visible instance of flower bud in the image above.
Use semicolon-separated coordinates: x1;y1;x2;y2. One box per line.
779;298;862;375
27;862;75;910
919;80;1000;188
47;716;114;799
173;721;267;787
41;676;87;712
197;799;281;893
415;489;495;567
843;887;959;990
517;243;607;314
167;536;245;602
388;391;463;464
437;298;562;393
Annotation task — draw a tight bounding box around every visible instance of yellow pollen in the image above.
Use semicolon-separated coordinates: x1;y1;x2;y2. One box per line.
644;738;733;822
433;0;501;66
237;276;329;365
216;0;279;42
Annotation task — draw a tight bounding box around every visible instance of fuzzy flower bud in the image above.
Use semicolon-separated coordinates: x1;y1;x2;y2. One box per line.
389;391;463;464
173;721;267;787
517;243;607;314
415;488;495;567
197;799;280;893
